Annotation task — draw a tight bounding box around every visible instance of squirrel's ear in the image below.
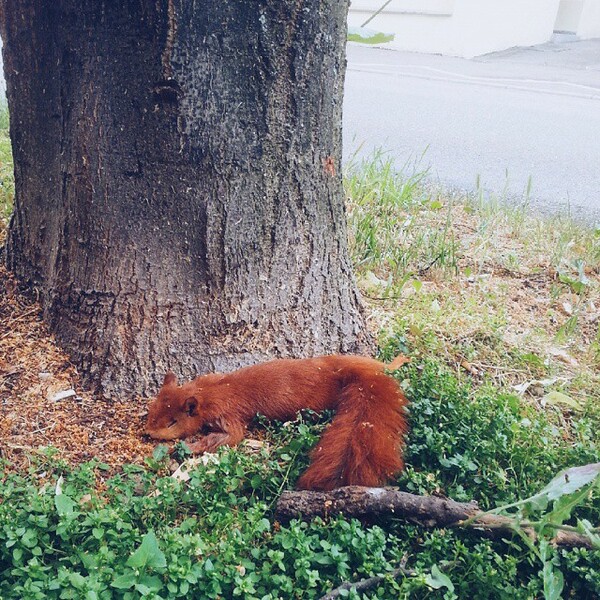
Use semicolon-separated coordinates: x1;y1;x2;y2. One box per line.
184;396;199;417
162;372;177;387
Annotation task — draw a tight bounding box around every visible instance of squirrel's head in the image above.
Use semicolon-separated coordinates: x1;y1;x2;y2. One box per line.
145;372;207;441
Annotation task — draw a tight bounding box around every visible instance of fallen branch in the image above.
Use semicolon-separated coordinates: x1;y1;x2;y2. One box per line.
277;486;478;526
275;486;593;549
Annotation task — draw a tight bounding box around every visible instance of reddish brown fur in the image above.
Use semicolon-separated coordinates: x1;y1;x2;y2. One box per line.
146;355;409;491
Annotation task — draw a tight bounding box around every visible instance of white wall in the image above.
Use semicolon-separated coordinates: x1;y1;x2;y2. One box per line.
554;0;600;37
554;0;584;31
577;0;600;37
348;0;562;58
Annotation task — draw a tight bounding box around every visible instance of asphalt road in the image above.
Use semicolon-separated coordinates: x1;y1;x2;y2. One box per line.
343;41;600;222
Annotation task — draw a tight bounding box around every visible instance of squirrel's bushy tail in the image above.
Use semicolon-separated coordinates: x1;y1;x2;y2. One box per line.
296;363;408;491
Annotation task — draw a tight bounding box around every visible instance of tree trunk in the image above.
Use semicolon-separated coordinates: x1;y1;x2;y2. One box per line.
0;0;369;397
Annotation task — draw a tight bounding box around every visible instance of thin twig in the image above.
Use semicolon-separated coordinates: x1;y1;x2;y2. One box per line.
319;566;413;600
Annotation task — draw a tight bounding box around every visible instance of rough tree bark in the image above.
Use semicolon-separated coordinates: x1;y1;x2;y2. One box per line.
0;1;369;397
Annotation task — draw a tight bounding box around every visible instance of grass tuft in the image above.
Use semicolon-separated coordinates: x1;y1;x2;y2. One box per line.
0;101;13;225
346;153;600;408
346;152;459;291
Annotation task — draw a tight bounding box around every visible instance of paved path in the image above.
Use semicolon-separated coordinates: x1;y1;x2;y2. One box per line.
343;39;600;222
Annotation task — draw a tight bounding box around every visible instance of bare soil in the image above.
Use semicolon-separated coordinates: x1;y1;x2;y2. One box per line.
0;264;153;471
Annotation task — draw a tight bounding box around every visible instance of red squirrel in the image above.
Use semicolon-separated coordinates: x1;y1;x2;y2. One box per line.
146;355;409;491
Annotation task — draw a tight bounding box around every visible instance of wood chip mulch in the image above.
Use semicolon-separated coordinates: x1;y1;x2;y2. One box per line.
0;265;154;472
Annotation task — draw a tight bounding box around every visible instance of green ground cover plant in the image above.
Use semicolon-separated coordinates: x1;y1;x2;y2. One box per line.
0;361;598;599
